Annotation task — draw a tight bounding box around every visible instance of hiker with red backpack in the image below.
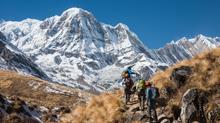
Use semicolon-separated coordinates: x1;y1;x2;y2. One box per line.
145;81;159;123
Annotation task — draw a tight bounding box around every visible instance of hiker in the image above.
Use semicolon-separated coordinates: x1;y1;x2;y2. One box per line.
122;77;134;104
145;81;159;123
121;65;138;104
136;79;146;111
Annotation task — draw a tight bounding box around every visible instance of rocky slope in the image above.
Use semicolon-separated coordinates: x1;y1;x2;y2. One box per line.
0;70;92;123
150;47;220;123
0;8;219;92
0;31;49;80
0;94;43;123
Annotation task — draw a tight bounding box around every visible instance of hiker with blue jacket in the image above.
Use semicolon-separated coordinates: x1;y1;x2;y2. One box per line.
145;81;159;123
121;65;139;104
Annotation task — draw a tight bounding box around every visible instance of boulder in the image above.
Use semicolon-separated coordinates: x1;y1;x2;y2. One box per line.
161;119;171;123
51;106;71;114
160;87;176;98
170;66;192;88
180;88;208;123
171;105;181;120
207;108;220;123
158;114;172;123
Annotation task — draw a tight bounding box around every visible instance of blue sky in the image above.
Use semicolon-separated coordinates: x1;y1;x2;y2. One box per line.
0;0;220;48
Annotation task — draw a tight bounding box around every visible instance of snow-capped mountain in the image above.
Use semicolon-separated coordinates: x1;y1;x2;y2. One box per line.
0;31;49;80
150;35;220;65
0;8;219;92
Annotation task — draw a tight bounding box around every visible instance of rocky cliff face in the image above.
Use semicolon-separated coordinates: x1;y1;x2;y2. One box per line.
0;31;49;80
0;8;219;91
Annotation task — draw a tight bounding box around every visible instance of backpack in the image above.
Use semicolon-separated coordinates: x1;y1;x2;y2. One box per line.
150;87;160;99
124;78;134;88
136;79;146;92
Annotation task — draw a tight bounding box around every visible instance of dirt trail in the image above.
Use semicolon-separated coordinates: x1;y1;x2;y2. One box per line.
122;94;172;123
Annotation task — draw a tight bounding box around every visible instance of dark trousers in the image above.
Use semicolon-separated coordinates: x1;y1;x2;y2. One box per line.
137;89;146;110
147;100;158;123
124;87;132;104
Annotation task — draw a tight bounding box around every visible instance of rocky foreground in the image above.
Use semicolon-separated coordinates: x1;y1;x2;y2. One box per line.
0;70;92;123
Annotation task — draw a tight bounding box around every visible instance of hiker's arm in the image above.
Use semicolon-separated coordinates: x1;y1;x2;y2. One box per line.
131;70;139;75
135;72;140;76
130;69;139;75
131;71;136;74
128;69;135;75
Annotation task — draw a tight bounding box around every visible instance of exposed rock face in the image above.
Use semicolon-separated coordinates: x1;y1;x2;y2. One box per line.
0;94;41;123
170;66;192;88
180;88;208;123
0;31;49;80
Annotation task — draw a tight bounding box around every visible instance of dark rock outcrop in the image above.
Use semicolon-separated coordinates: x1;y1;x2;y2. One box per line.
170;66;192;88
180;88;208;123
0;94;42;123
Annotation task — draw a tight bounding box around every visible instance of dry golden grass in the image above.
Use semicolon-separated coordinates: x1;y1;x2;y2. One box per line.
61;91;125;123
152;48;220;89
0;70;91;108
151;47;220;107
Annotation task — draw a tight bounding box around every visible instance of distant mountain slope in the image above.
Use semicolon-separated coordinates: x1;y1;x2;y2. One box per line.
0;8;219;92
150;35;220;64
0;31;49;80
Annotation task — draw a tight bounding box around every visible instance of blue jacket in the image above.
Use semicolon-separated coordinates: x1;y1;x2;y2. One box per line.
146;87;156;105
127;67;135;76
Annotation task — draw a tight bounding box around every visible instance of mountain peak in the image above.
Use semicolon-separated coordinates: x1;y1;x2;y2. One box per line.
22;18;40;22
196;34;207;39
176;37;188;43
61;7;92;17
115;23;129;30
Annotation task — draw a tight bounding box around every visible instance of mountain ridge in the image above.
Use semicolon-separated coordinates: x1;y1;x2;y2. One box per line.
0;7;219;92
